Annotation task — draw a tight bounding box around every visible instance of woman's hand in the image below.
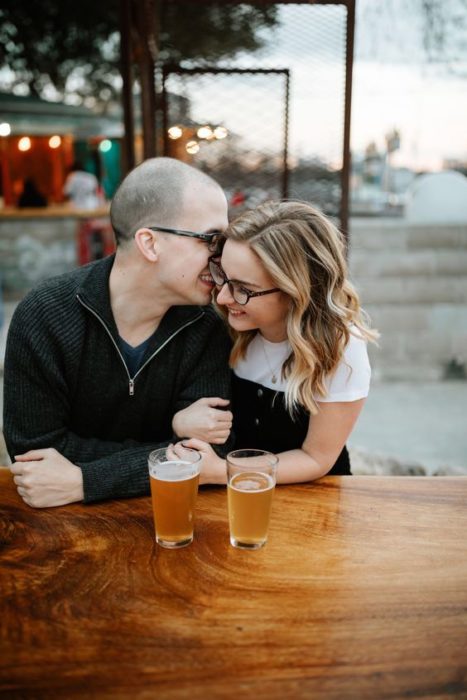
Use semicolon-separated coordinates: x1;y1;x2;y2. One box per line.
175;438;227;485
172;398;233;444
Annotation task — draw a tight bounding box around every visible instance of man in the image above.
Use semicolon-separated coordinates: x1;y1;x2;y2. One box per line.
4;158;233;508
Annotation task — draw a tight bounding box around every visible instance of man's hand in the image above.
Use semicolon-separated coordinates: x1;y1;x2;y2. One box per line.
172;397;233;444
10;448;84;508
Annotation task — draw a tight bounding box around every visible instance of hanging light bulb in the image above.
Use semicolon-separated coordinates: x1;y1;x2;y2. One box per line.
214;126;228;140
197;126;213;140
99;139;112;153
49;135;62;149
186;141;200;154
168;126;183;140
18;137;32;152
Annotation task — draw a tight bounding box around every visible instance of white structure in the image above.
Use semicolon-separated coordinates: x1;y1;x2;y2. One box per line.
406;170;467;224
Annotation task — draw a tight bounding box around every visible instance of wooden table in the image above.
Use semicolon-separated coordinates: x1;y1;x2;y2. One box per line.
1;468;466;699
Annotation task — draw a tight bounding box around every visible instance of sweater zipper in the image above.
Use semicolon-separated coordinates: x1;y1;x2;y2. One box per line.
77;295;203;396
129;313;203;390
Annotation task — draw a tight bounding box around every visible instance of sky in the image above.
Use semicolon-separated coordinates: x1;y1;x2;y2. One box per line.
2;0;466;172
352;0;467;170
352;62;467;171
182;0;467;172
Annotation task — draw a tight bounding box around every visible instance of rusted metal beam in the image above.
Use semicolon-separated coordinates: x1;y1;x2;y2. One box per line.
135;0;158;159
119;0;135;174
282;69;290;199
341;0;355;244
140;58;157;159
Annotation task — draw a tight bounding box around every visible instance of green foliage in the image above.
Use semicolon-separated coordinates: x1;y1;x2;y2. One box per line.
159;3;278;64
0;0;119;103
0;1;278;106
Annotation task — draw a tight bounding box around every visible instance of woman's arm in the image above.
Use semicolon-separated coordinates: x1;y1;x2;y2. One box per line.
275;398;366;483
182;398;365;486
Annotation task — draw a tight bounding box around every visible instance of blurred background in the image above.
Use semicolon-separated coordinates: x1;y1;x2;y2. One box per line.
0;0;466;473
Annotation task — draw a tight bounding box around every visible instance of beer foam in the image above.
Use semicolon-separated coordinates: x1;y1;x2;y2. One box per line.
230;472;274;493
149;461;199;481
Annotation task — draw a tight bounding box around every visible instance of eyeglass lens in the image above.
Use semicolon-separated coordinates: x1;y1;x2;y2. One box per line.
209;260;249;304
208;234;224;252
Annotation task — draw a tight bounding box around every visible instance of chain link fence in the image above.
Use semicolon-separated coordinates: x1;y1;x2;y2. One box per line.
157;1;349;220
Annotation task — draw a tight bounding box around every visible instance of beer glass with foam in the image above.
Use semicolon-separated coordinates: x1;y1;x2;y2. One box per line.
226;449;278;549
148;446;202;548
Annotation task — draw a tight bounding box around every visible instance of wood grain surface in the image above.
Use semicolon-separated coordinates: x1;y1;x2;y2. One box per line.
1;467;466;699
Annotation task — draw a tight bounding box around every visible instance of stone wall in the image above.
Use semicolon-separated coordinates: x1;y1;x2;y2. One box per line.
0;207;110;297
349;218;467;380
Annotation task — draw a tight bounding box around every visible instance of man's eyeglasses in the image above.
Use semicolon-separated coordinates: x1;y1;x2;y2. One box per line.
148;226;223;253
209;257;280;306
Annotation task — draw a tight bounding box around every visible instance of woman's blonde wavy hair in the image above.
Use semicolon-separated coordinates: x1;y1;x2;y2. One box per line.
216;200;379;416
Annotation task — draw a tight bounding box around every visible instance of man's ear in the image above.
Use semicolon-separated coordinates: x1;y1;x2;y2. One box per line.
134;228;159;262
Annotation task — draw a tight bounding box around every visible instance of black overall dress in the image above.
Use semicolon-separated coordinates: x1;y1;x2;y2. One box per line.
232;373;351;475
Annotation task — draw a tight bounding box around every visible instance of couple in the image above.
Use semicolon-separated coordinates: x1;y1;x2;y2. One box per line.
4;158;376;508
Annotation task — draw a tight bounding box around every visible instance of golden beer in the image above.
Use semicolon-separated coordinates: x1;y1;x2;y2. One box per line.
227;471;275;549
150;468;199;548
148;447;202;549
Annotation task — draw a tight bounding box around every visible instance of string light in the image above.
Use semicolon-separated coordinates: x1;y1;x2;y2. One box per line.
49;135;61;149
99;139;112;153
168;126;183;140
18;137;31;152
186;141;200;154
197;126;213;140
214;126;228;140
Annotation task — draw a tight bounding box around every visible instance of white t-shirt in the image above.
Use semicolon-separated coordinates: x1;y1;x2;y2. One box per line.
64;171;100;210
234;330;371;402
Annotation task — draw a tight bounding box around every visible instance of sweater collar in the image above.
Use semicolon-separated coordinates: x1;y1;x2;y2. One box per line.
76;255;206;345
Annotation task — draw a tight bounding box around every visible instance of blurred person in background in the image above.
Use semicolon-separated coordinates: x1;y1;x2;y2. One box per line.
63;160;101;210
18;178;47;208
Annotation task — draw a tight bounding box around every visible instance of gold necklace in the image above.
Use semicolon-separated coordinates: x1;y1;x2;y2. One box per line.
260;338;283;384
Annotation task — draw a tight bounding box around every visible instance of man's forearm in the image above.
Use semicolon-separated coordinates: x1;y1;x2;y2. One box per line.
5;426;141;467
76;440;172;503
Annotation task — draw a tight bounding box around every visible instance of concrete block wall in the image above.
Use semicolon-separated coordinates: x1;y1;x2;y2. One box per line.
0;208;111;297
348;218;467;380
0;216;77;295
1;214;466;382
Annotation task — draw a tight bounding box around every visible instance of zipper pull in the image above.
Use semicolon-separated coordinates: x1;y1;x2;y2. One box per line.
129;379;135;396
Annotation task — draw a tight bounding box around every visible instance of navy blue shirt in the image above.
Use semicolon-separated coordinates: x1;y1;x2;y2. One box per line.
118;334;154;377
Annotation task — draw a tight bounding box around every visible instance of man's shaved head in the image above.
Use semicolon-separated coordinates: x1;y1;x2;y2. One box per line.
110;157;221;246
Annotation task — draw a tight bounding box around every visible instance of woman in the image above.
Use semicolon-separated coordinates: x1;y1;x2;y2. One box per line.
173;200;378;484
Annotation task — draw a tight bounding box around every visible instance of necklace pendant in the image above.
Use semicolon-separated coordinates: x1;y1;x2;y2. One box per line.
271;374;277;384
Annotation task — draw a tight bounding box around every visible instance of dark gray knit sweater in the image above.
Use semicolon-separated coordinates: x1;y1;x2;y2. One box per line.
3;255;232;503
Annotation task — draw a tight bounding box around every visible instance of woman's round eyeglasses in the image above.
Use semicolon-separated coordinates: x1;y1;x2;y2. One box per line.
208;257;280;306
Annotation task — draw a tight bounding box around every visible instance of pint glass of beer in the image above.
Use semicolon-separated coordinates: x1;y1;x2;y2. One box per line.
226;449;278;550
148;446;202;549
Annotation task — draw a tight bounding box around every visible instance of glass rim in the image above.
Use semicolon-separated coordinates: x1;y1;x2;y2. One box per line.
226;448;278;467
148;446;202;466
